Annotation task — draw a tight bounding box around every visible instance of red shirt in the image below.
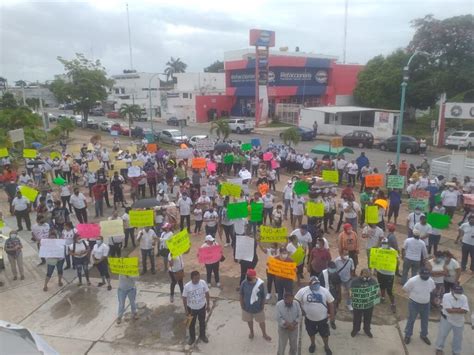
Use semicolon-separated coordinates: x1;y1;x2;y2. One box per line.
91;184;105;200
310;247;332;273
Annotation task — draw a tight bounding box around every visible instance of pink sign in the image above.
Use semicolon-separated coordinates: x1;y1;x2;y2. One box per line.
270;159;279;169
207;161;217;173
76;223;101;239
464;194;474;206
198;245;222;264
263;152;273;161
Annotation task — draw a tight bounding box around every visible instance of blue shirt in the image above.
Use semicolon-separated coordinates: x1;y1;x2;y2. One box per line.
356;155;369;170
388;190;402;206
240;280;266;313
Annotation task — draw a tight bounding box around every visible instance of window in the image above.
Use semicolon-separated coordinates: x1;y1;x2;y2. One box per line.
324;113;330;124
189;93;192;99
341;112;361;126
340;111;375;127
360;111;375;127
183;93;189;99
114;88;120;94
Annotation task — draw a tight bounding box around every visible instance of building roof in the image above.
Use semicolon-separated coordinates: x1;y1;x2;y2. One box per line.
303;106;399;113
224;49;338;62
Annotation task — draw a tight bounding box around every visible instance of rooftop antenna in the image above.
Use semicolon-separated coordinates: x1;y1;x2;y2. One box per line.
343;0;348;64
126;3;133;70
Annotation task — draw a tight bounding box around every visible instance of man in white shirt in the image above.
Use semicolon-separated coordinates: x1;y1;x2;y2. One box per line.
177;193;192;232
361;224;384;267
291;195;305;229
182;270;210;345
196;191;211;211
262;192;275;225
11;190;31;231
406;207;425;238
18;171;33;185
32;216;50;265
346;160;358;187
302;154;314;174
283;181;293;220
413;215;432;247
401;229;428;284
403;269;436;346
70;188;88;223
435;285;470;355
342;198;361;231
91;236;112;290
295;276;335;354
101;148;110;169
137;227;157;274
456;215;474;272
441;186;459;219
291;225;312;250
334;156;347;185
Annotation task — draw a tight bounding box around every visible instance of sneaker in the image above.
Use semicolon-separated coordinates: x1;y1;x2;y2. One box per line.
351;330;357;337
20;275;25;280
404;336;411;345
420;336;431;345
116;318;122;324
380;297;385;303
98;282;105;287
266;294;271;301
13;276;17;281
308;344;316;353
170;295;174;303
324;347;332;355
208;283;212;288
200;335;209;343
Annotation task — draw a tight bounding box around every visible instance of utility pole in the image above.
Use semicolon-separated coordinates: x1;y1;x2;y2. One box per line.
343;0;348;64
126;3;133;70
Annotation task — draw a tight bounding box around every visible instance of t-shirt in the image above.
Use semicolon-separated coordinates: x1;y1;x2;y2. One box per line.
362;226;384;249
441;190;459;207
262;195;274;208
413;222;432;245
177;197;192;215
342;201;360;219
441;292;470;327
403;237;428;261
459;222;474;246
240;279;266;313
183;280;209;310
203;211;219;227
402;275;435;304
310;248;332;273
12;196;29;211
69;240;89;257
294;286;334;321
407;212;424;230
32;223;50;241
444;258;460;283
70;193;87;209
429;259;445;283
347;163;358;175
333;256;354;283
388;190;401;206
291;229;312;249
92;243;110;259
139;229;157;250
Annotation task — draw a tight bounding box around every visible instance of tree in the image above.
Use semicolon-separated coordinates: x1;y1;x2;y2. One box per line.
49;78;70;104
119;104;141;137
210;119;230;140
204;60;224;73
15;80;27;88
54;53;114;126
0;77;7;92
164;57;187;81
281;127;301;147
56;117;76;138
0;106;43;147
0;92;18;109
25;98;41;110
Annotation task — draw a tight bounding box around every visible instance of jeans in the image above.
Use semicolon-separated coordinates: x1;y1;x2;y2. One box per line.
283;199;291;219
61;196;72;212
194;220;203;233
402;258;421;285
117;287;137;318
404;299;430;338
275;277;293;301
8;253;24;277
109;243;122;257
46;258;65;278
205;225;217;238
266;271;275;293
141;248;155;272
188;306;206;340
461;242;474;271
169;271;184;296
95;199;104;217
352;307;373;332
428;234;441;254
277;326;298;355
222;224;234;244
205;262;220;283
124;228;135;247
348;174;356;187
74;207;88;224
263;207;273;224
96;259;110;279
73;257;89;283
435;315;464;355
180;215;191;232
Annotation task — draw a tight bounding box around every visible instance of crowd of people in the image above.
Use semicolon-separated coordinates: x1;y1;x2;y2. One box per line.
1;135;473;355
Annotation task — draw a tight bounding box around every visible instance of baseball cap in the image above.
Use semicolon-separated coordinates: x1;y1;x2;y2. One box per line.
246;269;257;277
419;268;431;277
309;276;320;284
452;285;463;294
205;235;215;242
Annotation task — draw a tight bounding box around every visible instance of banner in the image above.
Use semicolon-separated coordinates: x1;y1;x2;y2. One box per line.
191;157;206;169
23;149;37;159
322;170;339;183
0;147;8;158
76;223;101;239
227;202;248;219
306;201;324;217
108;257;139;277
220;182;242;198
427;213;451;229
198;245;222;264
19;185;39;202
351;284;380;309
129;210;154;227
263;152;273;161
369;248;398;272
176;148;194;159
147;143;157;153
241;143;252;152
408;198;429;212
267;257;296;280
250;202;263;222
260;226;288;243
365;174;384;188
100;220;124;237
387;175;405;189
207;161;217;173
293;181;309;195
290;246;305;265
365;205;379;224
195;138;215;151
166;229;191;257
39;239;66;258
235;235;255;262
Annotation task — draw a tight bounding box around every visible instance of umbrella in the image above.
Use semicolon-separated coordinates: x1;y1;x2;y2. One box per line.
131;198;161;209
310;144;354;156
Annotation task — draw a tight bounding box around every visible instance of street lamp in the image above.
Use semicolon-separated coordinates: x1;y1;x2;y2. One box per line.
395;51;429;167
148;73;165;132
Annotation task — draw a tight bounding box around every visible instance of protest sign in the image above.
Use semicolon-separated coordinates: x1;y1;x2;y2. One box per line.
270;160;278;169
191;158;206;169
411;189;430;199
427;213;451;229
463;194;474;206
235;235;255;262
88;160;100;172
23;149;37;159
369;248;398;272
176;148;194;159
127;145;137;154
87;143;94;151
0;220;4;228
0;147;8;157
365;205;379;224
108;257;139;277
365;174;384;188
206;161;217;173
195;139;214;151
290;246;305;265
166;229;191;257
387;175;405;189
306;201;324;217
113;160;127;170
241;143;252;152
321;170;339;183
260;226;288;243
240;170;252;180
251;138;261;147
39;239;66;258
69;144;81;154
258;183;269;196
19;185;39;202
408;198;429;212
250;202;263;222
76;223;101;239
131;160;144;167
223;154;233;164
267;257;296;280
50;151;61;160
220;182;242;198
263;152;273;161
330;137;343;148
227;202;248;219
293;181;309;195
198;245;222;264
100;220;124;237
53;177;66;186
127;166;141;178
147;143;157;153
351;284;380;309
129;210;154;227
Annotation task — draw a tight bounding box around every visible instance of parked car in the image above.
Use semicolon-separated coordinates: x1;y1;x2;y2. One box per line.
342;130;374;148
188;135;209;147
228;118;254;133
48;113;58;122
279;126;316;141
86;118;99;129
73;115;83;126
110;123;130;136
378;135;420;154
131;126;158;140
445;131;474;150
107;111;122;119
158;129;188;145
100;120;115;132
89;108;104;116
166;116;187;126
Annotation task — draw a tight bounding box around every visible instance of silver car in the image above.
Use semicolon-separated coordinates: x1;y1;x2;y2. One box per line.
100;120;115;132
159;129;189;145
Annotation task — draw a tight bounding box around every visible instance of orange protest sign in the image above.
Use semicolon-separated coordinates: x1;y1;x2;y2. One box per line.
147;143;157;153
365;174;384;187
191;157;206;169
258;183;269;196
330;137;343;148
267;257;296;280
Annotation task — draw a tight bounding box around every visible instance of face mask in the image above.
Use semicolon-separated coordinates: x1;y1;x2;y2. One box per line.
285;302;292;308
209;209;214;213
420;275;429;281
10;234;18;238
281;253;289;259
310;284;320;292
415;212;420;215
328;268;337;274
342;255;348;260
97;240;103;246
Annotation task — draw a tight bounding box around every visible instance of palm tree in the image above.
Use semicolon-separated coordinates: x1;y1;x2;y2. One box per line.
119;104;142;137
210;119;230;140
281;127;301;147
164;57;187;82
56;117;75;138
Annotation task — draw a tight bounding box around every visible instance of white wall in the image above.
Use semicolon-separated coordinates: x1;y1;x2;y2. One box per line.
174;73;225;92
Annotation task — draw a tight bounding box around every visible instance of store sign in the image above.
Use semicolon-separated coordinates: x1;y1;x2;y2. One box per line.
445;103;474;119
249;29;275;47
230;68;329;87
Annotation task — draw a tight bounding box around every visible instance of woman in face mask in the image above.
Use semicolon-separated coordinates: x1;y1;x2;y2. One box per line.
350;268;379;338
273;247;294;301
91;236;112;290
427;251;447;308
43;230;65;292
258;242;280;301
68;233;91;286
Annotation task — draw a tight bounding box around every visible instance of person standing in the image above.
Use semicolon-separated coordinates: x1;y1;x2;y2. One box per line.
61;222;75;270
31;216;49;266
203;206;219;238
295;276;335;355
116;275;139;324
11;190;31;231
435;285;470;355
274;248;295;301
69;234;91;286
443;251;461;293
276;291;301;355
334;250;355;311
376;238;397;313
201;235;222;288
283;181;293;221
342;197;361;232
122;207;135;248
387;189;402;225
43;230;65;291
320;262;342;329
308;237;332;278
456;214;474;273
137;226;157;275
168;253;184;303
401;229;428;284
262;192;275;224
107;211;124;257
240;268;272;341
406;207;424;238
182;270;210;345
337;223;359;271
441;185;459;219
91;182;106;218
177;192;192;232
350;268;379;338
70;188;88;223
4;230;25;280
158;223;173;271
361;223;384;268
91;236;112;290
403;268;436;346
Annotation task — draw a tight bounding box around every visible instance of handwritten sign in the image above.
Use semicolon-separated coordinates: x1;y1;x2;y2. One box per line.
427;213;451;229
408;198;429;212
88;160;100;172
19;185;39;202
87;143;94;151
463;194;474;206
250;202;263;222
23;149;37;159
113;160;127;170
207;161;217;173
147;143;157;153
166;229;191;257
50;151;61;160
131;160;144;167
76;223;101;239
387;175;405;189
198;245;222;264
108;257;139;277
241;143;252;152
365;174;384;188
322;170;339;183
0;147;8;157
227;202;248;219
235;235;255;262
290;246;305;265
129;210;154;227
330;137;343;148
191;157;206;169
369;248;398;272
69;144;82;154
293;181;309;195
411;189;430;199
365;205;379;224
260;226;288;243
306;201;324;217
39;239;66;258
267;257;296;280
220;182;242;198
195;138;214;151
351;284;380;309
100;220;124;237
270;159;278;169
128;166;141;178
263;152;273;161
53;177;66;186
176;148;194;159
126;145;137;154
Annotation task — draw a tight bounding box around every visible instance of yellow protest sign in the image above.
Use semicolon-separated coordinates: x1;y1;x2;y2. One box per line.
108;257;139;276
369;248;398;272
87;143;94;151
166;229;191;257
69;144;82;154
127;145;137;154
23;149;37;159
50;151;61;160
290;246;305;265
100;220;124;238
113;160;127;170
0;220;5;228
365;205;379;224
306;201;324;217
0;147;9;158
132;160;144;167
129;210;154;227
220;182;242;198
322;170;339;183
267;257;296;280
260;226;288;243
88;160;100;172
330;137;343;148
19;185;39;202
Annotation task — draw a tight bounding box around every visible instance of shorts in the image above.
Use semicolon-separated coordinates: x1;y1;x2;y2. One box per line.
304;317;330;337
376;272;394;291
242;309;265;323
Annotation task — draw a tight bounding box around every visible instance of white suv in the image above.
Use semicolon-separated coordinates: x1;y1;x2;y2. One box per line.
228;118;255;134
445;131;474;150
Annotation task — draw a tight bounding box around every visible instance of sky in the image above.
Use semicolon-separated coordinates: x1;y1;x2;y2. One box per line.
1;0;472;83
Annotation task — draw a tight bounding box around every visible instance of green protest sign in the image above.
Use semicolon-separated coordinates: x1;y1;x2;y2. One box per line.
250;202;263;222
408;198;429;212
351;284;380;309
241;143;252;152
227;202;248;219
387;175;405;189
427;213;450;229
224;154;234;164
293;181;309;196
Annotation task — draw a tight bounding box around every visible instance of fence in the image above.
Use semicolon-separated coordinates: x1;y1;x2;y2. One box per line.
431;153;474;179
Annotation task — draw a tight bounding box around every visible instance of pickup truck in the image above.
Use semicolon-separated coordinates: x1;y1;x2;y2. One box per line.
228;118;255;134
